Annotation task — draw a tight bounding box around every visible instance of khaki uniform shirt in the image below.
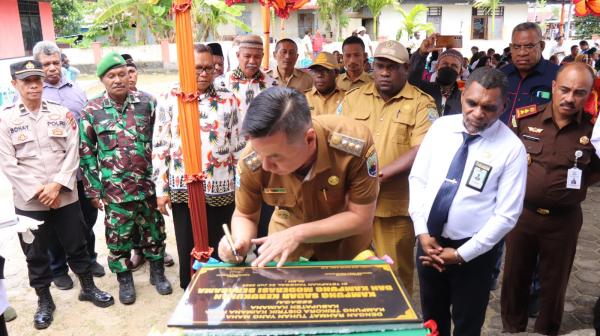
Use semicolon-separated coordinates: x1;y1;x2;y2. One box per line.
515;104;600;208
305;87;346;116
236;115;379;261
0;100;79;211
271;68;314;92
341;82;436;217
336;72;372;92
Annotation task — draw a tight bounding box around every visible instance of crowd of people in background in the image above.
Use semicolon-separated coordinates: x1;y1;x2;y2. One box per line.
1;19;600;336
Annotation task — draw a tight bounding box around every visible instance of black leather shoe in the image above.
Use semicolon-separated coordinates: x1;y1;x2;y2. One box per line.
77;272;114;308
164;253;175;267
33;287;55;330
52;273;73;290
90;261;105;277
116;271;136;305
149;260;172;295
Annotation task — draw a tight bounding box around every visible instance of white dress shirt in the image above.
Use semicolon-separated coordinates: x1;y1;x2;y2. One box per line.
409;114;527;262
592;119;600;157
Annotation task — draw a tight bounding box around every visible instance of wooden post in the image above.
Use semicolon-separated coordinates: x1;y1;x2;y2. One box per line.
262;5;271;70
160;38;170;68
92;42;102;65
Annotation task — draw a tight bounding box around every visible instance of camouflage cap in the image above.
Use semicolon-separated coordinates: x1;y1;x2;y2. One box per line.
10;60;45;80
238;34;263;50
374;40;409;64
96;51;126;77
309;52;337;70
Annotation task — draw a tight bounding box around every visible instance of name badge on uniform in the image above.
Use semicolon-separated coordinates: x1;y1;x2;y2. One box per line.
264;188;287;194
567;150;583;190
466;161;492;192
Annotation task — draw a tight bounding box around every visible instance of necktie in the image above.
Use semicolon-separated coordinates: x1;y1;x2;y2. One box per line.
426;132;480;237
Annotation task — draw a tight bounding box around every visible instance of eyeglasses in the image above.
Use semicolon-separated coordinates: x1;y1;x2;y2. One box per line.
196;66;214;74
510;42;540;51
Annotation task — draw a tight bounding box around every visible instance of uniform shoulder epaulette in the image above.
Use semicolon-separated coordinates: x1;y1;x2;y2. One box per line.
46;99;61;105
328;132;365;157
2;104;15;111
345;86;361;96
242;151;261;171
516;104;543;120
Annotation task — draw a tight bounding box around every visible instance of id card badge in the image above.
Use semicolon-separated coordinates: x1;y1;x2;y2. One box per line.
566;168;582;189
466;161;492;192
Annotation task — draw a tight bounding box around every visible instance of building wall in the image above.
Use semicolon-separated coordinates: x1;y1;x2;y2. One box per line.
39;1;56;41
0;0;25;59
379;3;529;54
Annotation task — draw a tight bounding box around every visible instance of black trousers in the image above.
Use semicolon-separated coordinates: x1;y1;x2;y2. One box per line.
0;314;6;336
417;238;499;336
47;180;98;277
594;296;600;335
171;202;235;289
16;201;90;288
501;206;582;335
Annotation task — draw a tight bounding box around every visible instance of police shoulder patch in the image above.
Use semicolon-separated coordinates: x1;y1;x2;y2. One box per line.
365;145;378;177
426;106;439;122
242;151;261;171
329;132;365;157
516;104;542;120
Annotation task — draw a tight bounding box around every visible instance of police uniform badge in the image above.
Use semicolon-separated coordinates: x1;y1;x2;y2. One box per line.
49;113;61;121
580;136;590;145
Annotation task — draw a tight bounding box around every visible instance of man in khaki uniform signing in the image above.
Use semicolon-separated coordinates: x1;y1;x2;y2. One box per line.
341;40;437;294
218;87;379;267
305;52;346;116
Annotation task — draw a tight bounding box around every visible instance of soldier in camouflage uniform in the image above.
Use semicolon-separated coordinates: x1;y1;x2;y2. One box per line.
79;52;172;305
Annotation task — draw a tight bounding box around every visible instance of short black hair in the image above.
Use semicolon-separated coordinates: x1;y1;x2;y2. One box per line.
571;45;579;52
465;67;508;98
274;38;298;53
243;87;312;142
342;36;365;52
207;43;223;57
512;22;542;40
487;48;495;54
194;43;213;55
580;40;589;47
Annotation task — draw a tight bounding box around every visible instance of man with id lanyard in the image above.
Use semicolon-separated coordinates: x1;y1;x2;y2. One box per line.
501;62;600;335
408;67;528;336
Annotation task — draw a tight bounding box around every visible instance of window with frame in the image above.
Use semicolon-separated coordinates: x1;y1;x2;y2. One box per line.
471;6;504;40
427;6;442;34
18;0;43;55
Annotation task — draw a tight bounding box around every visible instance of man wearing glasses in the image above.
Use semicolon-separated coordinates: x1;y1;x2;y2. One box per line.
500;22;559;127
498;21;559;318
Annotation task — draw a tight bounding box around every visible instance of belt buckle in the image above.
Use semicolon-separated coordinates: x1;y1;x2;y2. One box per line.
536;208;550;215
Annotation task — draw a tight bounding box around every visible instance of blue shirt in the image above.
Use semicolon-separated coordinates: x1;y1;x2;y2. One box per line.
500;59;558;125
42;77;87;120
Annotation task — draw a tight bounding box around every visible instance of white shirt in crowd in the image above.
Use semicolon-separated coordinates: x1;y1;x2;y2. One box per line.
359;33;373;58
409;114;528;262
0;279;6;316
592;119;600;157
550;43;566;63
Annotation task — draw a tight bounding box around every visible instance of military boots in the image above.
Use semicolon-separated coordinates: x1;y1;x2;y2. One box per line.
76;272;114;307
33;287;55;330
116;271;136;304
149;260;172;295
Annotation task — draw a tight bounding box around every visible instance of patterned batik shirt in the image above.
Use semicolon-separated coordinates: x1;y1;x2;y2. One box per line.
216;67;278;120
152;85;245;206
